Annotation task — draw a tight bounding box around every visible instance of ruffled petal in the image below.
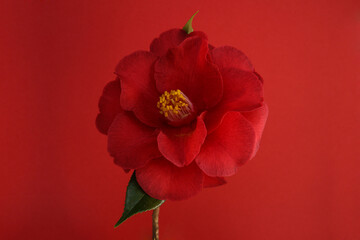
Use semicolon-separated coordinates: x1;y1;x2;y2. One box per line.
155;36;223;111
195;111;256;177
95;79;122;135
211;46;254;72
107;112;161;170
203;175;226;188
136;158;204;200
204;68;264;133
157;116;207;167
115;51;163;128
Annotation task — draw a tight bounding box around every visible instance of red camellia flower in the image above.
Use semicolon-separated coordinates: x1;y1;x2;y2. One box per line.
96;28;268;201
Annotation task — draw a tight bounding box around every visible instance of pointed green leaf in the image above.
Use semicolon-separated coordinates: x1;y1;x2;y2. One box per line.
183;11;199;34
115;172;165;227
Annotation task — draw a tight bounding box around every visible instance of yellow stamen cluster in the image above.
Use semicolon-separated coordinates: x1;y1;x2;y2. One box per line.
157;89;192;121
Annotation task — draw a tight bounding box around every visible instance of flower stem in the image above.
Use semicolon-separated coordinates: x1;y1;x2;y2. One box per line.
152;207;160;240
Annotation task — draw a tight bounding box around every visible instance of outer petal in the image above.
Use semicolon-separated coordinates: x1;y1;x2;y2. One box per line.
211;46;254;72
254;71;264;83
157;116;207;167
150;29;209;57
155;36;223;111
195;111;256;177
115;51;163;127
96;79;121;135
203;175;227;188
150;29;187;57
208;44;215;51
242;104;269;157
204;68;264;132
107;112;161;170
136;158;204;200
218;68;263;109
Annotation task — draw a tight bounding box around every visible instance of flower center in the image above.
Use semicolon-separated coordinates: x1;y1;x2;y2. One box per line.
157;89;195;126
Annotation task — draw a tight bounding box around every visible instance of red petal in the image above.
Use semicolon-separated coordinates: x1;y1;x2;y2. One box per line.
211;46;254;72
254;71;264;83
188;31;209;40
195;111;256;177
150;29;188;57
157;116;207;167
115;51;163;128
242;104;269;157
155;36;223;111
150;29;209;57
204;68;264;133
136;158;204;200
107;112;161;170
95;79;122;135
219;68;263;109
208;44;215;51
203;175;227;188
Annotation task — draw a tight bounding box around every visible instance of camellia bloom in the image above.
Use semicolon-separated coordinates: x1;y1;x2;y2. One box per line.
96;28;268;201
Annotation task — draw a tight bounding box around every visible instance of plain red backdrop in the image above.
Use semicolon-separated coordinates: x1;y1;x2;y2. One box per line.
1;0;359;239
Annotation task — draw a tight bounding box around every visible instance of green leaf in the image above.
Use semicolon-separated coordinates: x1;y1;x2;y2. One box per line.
114;172;165;227
183;10;199;34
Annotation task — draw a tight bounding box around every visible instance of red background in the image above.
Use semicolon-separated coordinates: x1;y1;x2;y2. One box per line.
1;0;359;239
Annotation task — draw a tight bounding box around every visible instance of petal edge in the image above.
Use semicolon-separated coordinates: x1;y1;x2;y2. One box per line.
136;158;204;200
108;112;161;170
196;111;256;177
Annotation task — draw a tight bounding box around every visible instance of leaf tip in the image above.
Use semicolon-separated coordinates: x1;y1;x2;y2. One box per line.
114;216;127;228
113;172;166;229
183;10;199;34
